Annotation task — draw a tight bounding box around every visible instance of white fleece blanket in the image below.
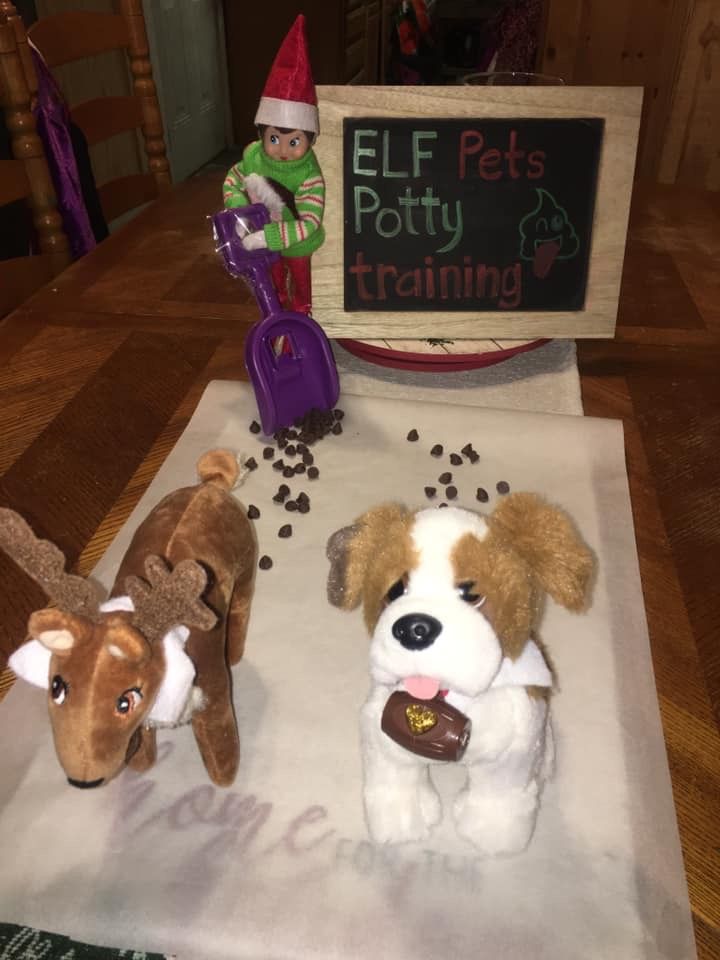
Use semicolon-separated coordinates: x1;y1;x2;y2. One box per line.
0;381;695;960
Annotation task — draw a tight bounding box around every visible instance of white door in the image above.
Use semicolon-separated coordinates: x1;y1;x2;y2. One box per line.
143;0;230;182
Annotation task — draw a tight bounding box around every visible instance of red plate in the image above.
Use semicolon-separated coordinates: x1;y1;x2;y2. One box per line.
337;337;549;373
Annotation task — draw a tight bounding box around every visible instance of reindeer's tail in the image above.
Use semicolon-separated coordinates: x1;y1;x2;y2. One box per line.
196;449;240;491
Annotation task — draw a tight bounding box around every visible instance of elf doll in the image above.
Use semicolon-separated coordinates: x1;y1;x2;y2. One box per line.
223;15;324;316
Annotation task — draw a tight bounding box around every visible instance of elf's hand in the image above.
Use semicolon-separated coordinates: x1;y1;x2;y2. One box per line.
242;230;268;251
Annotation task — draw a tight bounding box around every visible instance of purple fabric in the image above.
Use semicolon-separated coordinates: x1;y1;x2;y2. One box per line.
30;47;96;259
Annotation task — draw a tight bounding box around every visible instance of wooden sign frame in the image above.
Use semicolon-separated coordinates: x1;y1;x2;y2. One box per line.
311;85;642;339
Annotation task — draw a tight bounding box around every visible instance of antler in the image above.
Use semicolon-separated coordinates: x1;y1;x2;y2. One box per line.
124;555;217;643
0;507;104;617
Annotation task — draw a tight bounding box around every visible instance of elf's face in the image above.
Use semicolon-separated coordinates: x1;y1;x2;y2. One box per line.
262;126;310;162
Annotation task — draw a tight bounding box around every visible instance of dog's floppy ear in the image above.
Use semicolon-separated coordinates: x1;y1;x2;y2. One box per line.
326;504;411;611
488;493;594;611
326;524;362;609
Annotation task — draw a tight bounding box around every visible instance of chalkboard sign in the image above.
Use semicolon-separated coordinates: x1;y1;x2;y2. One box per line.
343;117;604;313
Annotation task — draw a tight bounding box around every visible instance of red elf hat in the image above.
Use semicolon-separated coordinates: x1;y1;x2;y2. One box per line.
254;14;319;137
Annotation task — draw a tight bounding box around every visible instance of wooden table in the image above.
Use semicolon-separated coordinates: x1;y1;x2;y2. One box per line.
0;171;718;958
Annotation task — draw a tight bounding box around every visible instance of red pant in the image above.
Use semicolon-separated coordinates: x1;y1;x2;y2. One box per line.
270;256;312;315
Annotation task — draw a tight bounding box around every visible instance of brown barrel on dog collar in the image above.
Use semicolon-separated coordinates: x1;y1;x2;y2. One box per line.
381;691;471;761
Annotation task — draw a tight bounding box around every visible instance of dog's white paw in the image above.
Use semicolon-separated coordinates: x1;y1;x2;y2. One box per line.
418;779;443;830
364;784;440;845
454;784;539;857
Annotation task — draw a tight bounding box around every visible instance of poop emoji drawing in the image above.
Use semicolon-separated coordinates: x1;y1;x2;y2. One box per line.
519;189;580;279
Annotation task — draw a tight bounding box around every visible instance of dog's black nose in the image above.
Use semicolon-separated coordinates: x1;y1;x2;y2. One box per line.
67;777;104;789
392;613;442;650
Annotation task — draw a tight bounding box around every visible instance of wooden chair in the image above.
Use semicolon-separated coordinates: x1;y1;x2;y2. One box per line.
21;0;171;225
0;14;70;318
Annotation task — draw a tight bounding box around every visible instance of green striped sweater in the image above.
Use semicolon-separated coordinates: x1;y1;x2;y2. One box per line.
223;140;325;258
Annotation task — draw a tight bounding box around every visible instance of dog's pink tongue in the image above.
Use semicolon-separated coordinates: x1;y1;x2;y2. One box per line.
403;676;441;700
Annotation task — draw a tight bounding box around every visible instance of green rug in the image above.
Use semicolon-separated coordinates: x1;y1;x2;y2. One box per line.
0;923;170;959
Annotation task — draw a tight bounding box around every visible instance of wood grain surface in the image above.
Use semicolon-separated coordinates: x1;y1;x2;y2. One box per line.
0;170;717;957
539;0;720;191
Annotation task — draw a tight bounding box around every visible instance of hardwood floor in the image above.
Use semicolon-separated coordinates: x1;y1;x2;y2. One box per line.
577;180;720;958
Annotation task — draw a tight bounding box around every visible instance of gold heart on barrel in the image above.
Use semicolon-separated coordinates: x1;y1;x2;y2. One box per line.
405;702;439;734
381;691;471;761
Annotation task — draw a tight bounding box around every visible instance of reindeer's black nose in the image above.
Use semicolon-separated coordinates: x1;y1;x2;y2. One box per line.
392;613;442;650
67;777;104;789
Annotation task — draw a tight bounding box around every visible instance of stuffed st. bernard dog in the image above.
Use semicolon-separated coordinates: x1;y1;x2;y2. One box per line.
326;493;594;856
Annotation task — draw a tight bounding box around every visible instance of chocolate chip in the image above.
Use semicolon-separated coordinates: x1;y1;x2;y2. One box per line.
496;480;510;494
334;409;345;420
296;442;307;454
297;491;309;503
258;555;273;570
407;429;419;441
294;463;306;474
297;500;310;514
285;500;298;511
476;487;489;503
247;504;260;519
460;442;479;463
277;437;287;449
273;484;289;504
431;444;443;457
283;466;295;478
446;486;458;500
438;471;452;484
287;429;298;440
331;422;342;435
273;459;284;471
250;421;261;434
449;453;462;466
285;444;296;457
245;457;258;471
303;451;314;465
424;486;436;499
307;466;319;479
278;524;292;538
263;447;275;460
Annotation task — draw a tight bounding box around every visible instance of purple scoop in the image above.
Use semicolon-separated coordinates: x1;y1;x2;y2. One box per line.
212;205;281;317
212;204;278;266
212;206;339;435
244;312;340;435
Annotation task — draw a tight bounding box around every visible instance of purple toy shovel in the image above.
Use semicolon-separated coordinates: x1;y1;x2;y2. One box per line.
212;206;340;436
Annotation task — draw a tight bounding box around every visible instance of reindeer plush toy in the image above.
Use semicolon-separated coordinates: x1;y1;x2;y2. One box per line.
1;449;256;789
327;493;594;856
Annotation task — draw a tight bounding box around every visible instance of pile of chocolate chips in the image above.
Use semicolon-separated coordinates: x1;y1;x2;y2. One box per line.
276;406;343;448
406;427;510;507
246;407;344;570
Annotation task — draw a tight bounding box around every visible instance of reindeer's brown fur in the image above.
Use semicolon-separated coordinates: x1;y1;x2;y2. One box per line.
3;449;257;788
107;451;257;786
32;609;167;784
